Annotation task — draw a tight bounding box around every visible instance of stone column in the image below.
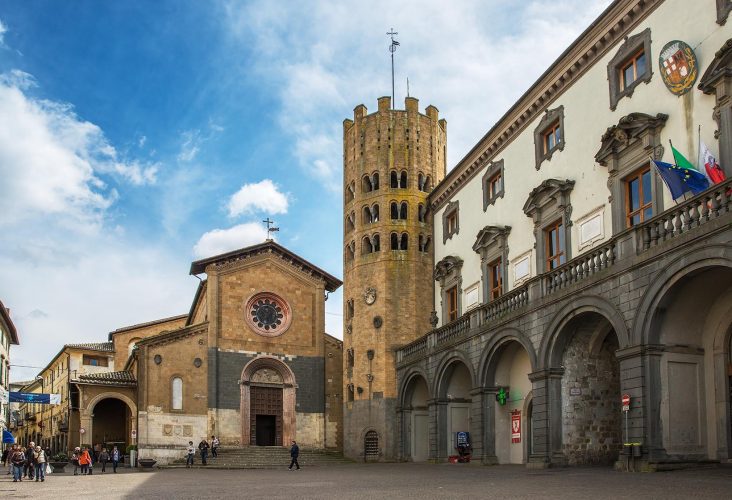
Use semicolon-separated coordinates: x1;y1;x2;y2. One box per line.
469;387;484;461
527;368;565;468
435;399;448;461
713;349;731;460
641;346;668;462
481;387;499;464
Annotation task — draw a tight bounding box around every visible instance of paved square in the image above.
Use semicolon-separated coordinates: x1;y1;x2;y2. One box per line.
0;464;730;499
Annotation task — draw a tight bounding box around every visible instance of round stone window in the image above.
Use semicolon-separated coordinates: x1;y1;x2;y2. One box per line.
245;292;292;337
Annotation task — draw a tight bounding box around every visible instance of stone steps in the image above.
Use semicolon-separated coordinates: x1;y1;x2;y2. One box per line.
163;447;353;469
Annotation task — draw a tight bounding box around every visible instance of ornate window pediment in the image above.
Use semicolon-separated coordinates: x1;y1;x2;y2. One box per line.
534;106;565;169
433;255;463;283
595;113;668;168
699;38;732;94
472;225;511;259
522;179;575;223
607;28;653;110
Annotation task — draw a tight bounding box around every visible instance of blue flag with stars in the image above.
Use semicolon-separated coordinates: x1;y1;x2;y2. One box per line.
652;159;709;200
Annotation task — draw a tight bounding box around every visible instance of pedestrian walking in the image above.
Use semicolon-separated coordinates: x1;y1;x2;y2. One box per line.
211;435;219;459
78;447;91;475
111;446;120;473
93;443;101;463
99;448;110;473
198;438;209;465
11;445;25;482
24;442;35;479
288;440;300;470
71;447;81;475
33;446;46;482
186;441;195;468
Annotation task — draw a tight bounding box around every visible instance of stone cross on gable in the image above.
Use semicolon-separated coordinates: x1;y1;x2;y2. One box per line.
263;218;279;241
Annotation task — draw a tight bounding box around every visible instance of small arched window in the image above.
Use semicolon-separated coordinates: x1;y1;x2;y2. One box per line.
372;234;381;252
390;171;398;188
363;206;373;224
424;175;432;191
372;204;379;222
372;172;380;190
390;233;399;250
399;202;408;220
400;233;408;250
400;171;408;189
362;175;373;193
418;173;425;191
419;235;431;252
418;204;425;222
346;181;356;202
390;202;399;220
362;236;373;254
172;377;183;410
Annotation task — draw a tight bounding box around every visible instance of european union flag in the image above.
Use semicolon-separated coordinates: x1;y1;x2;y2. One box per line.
652;159;710;200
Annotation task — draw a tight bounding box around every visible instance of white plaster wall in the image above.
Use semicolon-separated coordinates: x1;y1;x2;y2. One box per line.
433;0;730;324
494;345;532;464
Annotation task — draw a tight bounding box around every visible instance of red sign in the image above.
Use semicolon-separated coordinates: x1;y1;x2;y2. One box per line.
622;394;631;405
511;410;521;444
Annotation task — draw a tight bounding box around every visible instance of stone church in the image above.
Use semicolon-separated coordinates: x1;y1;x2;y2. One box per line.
39;240;345;464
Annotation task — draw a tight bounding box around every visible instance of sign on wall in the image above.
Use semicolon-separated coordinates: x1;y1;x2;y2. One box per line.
511;410;521;444
659;40;698;95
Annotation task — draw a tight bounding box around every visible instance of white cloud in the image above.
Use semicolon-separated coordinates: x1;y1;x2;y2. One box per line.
178;129;201;162
0;18;6;46
228;179;289;217
0;71;157;228
221;0;611;188
193;223;270;259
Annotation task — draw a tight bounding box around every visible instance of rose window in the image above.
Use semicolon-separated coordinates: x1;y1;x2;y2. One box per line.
245;292;292;336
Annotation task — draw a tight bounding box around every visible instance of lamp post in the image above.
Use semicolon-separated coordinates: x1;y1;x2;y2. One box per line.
35;376;43;446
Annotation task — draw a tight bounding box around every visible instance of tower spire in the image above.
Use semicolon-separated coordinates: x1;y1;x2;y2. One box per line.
387;28;399;109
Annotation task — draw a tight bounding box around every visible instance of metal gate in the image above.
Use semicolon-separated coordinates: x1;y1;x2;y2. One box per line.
364;430;379;459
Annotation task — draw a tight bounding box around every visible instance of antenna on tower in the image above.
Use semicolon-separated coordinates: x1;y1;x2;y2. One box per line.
387;28;399;109
407;77;410;98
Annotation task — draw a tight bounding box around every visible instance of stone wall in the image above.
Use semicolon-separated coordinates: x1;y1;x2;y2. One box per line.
561;330;621;465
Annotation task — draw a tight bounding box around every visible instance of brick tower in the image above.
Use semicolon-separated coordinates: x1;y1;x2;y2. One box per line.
342;96;446;460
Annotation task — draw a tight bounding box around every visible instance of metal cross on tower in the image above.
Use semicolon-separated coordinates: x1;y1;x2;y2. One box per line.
387;28;399;109
262;217;279;241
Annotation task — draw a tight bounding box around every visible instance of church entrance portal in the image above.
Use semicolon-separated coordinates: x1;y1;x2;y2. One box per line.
250;385;283;446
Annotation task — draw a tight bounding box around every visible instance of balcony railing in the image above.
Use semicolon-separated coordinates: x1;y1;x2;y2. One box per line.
397;177;732;364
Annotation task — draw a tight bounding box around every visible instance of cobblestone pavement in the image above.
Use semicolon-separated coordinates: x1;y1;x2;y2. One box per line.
0;463;730;499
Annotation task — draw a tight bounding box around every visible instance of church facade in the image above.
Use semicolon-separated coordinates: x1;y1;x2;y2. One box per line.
14;241;343;464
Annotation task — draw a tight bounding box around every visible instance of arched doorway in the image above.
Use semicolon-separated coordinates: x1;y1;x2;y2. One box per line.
436;358;473;459
240;356;297;447
401;373;430;461
490;341;532;464
92;398;131;449
647;266;732;460
554;312;622;465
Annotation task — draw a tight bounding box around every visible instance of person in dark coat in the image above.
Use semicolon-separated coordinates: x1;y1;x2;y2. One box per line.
288;440;300;470
198;439;209;465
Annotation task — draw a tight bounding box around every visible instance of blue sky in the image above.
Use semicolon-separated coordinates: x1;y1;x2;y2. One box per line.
0;0;610;381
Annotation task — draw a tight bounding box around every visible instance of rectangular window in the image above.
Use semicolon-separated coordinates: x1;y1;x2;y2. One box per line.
487;172;502;200
446;212;458;235
543;121;561;154
488;258;503;301
447;286;458;322
545;220;566;271
624;166;653;227
82;355;108;367
620;50;646;91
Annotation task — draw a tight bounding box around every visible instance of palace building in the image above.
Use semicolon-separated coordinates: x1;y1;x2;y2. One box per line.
387;0;732;470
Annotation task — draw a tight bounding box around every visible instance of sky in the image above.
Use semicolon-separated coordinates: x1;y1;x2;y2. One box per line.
0;0;611;381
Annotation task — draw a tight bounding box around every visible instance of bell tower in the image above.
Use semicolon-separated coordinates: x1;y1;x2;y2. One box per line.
342;96;447;460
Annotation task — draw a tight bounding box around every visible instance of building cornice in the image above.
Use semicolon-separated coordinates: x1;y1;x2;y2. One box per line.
428;0;664;212
135;322;209;348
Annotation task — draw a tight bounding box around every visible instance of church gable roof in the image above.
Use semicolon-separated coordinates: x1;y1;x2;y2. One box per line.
189;240;342;292
77;370;136;387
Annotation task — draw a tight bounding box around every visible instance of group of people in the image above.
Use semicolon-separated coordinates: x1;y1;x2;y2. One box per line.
186;435;220;467
70;445;121;475
2;442;48;482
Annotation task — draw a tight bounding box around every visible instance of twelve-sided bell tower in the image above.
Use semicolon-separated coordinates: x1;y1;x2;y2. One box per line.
342;96;446;460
